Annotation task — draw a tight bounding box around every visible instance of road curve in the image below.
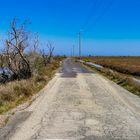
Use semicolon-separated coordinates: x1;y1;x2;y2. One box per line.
0;58;140;140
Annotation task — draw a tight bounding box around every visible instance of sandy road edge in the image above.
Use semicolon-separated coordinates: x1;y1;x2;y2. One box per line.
0;73;60;140
82;62;140;118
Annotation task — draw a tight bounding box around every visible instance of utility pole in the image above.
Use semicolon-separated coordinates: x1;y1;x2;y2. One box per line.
73;45;75;57
70;47;73;57
78;32;82;59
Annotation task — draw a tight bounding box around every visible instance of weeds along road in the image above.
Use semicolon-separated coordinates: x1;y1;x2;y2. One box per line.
1;58;140;140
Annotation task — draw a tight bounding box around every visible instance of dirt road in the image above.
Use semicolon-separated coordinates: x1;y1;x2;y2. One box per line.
1;58;140;140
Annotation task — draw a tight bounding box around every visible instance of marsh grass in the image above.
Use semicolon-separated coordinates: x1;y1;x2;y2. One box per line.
82;56;140;76
83;62;140;97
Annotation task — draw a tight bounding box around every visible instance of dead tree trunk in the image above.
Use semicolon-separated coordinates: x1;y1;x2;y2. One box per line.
5;18;31;79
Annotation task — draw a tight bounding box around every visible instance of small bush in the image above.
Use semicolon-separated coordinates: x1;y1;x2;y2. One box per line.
13;83;33;97
34;75;46;83
1;92;14;102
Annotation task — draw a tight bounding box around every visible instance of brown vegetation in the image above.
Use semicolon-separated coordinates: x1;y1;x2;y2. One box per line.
83;56;140;76
0;56;65;114
99;68;140;97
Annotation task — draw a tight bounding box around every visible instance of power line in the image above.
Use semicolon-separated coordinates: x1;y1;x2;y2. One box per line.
78;0;99;58
84;0;114;34
81;0;99;30
73;45;75;57
77;0;113;56
81;0;107;31
78;32;81;57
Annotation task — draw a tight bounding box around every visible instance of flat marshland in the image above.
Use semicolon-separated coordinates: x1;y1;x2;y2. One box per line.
81;56;140;96
83;57;140;77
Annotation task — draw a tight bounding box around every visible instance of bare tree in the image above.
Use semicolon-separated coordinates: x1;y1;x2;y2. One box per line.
5;18;31;79
33;33;39;53
0;53;4;68
46;42;55;64
40;49;47;66
40;42;55;65
29;33;40;66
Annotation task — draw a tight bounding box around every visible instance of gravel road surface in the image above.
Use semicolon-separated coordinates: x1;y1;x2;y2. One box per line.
0;58;140;140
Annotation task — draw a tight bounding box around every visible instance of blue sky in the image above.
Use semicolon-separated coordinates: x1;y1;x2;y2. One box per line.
0;0;140;56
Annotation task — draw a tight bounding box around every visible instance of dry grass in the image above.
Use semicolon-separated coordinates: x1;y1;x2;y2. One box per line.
82;56;140;76
100;68;140;96
82;62;140;97
0;80;35;113
0;57;65;114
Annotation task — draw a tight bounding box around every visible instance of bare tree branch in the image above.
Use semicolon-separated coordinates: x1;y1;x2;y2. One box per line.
5;18;31;79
